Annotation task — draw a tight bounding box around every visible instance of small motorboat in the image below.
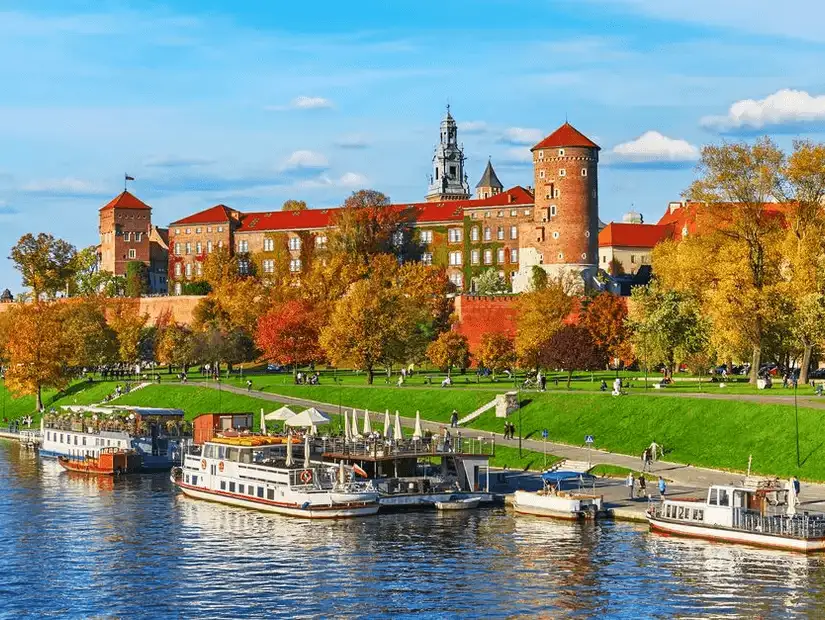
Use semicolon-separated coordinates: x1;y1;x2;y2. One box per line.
434;496;481;511
513;471;605;520
58;447;141;475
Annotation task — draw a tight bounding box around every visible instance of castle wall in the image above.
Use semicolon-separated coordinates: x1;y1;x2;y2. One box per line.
453;294;518;356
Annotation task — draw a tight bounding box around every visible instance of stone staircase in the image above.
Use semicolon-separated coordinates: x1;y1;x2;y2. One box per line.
96;382;151;405
547;459;592;474
457;399;499;425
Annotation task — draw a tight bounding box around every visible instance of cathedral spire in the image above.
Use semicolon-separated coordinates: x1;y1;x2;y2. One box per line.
426;106;470;202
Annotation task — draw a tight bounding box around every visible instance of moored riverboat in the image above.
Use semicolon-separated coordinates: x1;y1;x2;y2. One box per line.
57;447;141;475
172;432;379;519
513;471;605;520
40;405;189;471
647;480;825;553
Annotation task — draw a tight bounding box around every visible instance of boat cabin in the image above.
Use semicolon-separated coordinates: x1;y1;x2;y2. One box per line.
660;482;792;528
193;413;254;444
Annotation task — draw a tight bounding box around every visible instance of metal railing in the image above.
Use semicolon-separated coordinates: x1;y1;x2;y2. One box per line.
317;435;495;458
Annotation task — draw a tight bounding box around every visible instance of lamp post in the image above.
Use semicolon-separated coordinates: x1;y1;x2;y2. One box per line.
518;385;522;458
795;377;800;468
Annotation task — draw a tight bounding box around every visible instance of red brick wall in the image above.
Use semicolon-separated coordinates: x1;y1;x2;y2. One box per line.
453;294;518;356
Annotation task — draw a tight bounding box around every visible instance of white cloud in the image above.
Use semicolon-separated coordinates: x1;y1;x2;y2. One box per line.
701;89;825;132
500;127;543;146
265;96;333;112
300;172;368;189
20;177;106;196
334;134;370;149
280;150;329;170
499;147;533;166
612;131;699;162
337;172;368;187
458;121;489;134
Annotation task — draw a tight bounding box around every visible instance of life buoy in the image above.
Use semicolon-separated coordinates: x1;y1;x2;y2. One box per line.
200;459;207;470
218;461;225;473
300;469;313;484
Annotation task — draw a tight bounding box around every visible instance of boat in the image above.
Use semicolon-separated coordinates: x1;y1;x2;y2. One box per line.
513;471;605;520
435;497;481;511
57;447;141;475
320;433;496;510
40;405;189;472
172;433;380;519
647;480;825;553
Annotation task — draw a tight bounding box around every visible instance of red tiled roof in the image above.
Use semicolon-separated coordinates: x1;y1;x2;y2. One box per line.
171;204;236;226
532;122;600;151
598;222;674;248
236;187;535;233
99;190;151;211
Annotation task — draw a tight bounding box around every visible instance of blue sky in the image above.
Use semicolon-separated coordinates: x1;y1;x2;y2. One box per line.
2;0;825;289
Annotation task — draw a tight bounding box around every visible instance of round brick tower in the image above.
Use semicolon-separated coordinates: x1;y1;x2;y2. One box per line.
513;122;599;291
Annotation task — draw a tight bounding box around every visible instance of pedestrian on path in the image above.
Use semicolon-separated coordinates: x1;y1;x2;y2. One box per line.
793;475;801;503
638;474;647;498
642;448;651;472
626;471;635;499
503;421;510;439
246;379;253;392
450;410;459;428
649;440;661;461
658;476;667;499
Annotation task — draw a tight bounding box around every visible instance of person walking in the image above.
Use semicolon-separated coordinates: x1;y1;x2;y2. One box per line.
503;421;510;440
450;410;459;428
793;475;801;504
658;476;667;499
638;474;647;498
246;379;252;392
641;447;650;472
626;471;635;499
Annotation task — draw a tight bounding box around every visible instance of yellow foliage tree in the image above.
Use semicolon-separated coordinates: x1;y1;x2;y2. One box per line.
107;300;149;363
514;281;573;370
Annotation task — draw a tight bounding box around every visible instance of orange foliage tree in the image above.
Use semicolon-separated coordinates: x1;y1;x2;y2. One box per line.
580;292;633;369
255;300;325;377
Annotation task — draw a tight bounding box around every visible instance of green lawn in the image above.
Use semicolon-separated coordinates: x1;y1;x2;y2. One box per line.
490;444;560;472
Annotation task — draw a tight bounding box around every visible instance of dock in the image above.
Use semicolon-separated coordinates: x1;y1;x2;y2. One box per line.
0;429;42;448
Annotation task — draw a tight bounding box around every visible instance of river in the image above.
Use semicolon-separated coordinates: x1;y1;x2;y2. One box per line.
1;441;824;618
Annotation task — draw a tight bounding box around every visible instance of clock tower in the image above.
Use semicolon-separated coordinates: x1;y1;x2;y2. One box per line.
426;106;470;202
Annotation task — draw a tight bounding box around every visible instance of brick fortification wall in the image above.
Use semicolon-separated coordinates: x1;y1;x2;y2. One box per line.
453;294;518;355
0;295;205;326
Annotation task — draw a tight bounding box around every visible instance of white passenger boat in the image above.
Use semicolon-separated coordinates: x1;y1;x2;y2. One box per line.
513;471;605;520
435;497;481;511
172;436;379;519
647;480;825;553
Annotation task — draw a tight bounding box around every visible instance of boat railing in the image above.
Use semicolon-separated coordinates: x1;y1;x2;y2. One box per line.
318;435;495;459
732;511;825;539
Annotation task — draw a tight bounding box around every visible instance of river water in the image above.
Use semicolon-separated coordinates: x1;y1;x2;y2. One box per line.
2;441;825;619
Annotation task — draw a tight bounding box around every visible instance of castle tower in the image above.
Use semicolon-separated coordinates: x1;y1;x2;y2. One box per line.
426;106;470;202
512;122;600;292
98;190;153;277
475;158;503;199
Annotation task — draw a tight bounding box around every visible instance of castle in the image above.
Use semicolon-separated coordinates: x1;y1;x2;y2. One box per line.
97;108;679;296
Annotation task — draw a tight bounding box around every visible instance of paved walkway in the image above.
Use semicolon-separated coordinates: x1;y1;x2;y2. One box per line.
183;381;825;511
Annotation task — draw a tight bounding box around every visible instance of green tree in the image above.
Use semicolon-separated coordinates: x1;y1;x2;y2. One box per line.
60;300;118;369
69;246;108;296
10;233;77;299
530;266;548;291
474;268;510;294
125;261;149;297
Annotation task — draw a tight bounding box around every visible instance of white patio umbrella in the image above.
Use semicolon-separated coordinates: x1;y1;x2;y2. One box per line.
285;408;331;428
285;431;294;467
787;478;798;516
260;408;266;435
351;410;361;438
394;410;403;441
344;409;351;441
412;410;423;440
383;409;392;439
265;406;296;421
303;434;311;468
363;410;372;435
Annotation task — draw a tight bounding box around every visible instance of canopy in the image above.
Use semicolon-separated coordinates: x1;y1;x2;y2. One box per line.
412;410;423;440
393;410;403;441
362;410;372;435
541;471;594;490
383;410;392;439
265;406;296;421
285;408;331;428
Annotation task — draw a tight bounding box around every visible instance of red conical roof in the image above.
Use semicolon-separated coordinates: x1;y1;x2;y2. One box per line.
99;190;151;211
531;122;600;151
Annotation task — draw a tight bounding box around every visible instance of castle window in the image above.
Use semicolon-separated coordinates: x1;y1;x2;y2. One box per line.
449;165;456;176
581;168;588;177
449;273;463;289
237;240;248;253
449;251;463;266
185;263;192;277
510;226;518;240
128;249;136;259
550;205;557;217
539;170;545;179
175;228;180;234
584;231;590;238
316;235;327;248
218;241;224;249
510;249;519;263
135;232;142;242
554;189;560;198
196;242;202;254
581;253;587;260
289;237;301;251
484;227;492;242
559;169;566;177
538;151;544;160
497;211;503;217
484;211;491;218
207;241;213;253
263;238;274;252
602;255;607;263
497;227;504;241
422;252;433;265
289;258;302;272
497;248;505;264
471;212;477;219
174;243;181;255
263;259;275;273
471;227;479;242
124;232;131;242
558;149;565;157
196;262;203;276
448;228;462;243
207;227;212;233
196;228;201;234
185;242;191;255
558;252;564;260
631;255;636;264
175;263;181;276
239;260;249;275
419;230;432;244
471;250;480;265
510;210;517;216
524;209;531;216
484;249;493;265
218;226;224;232
552;231;559;239
186;228;191;234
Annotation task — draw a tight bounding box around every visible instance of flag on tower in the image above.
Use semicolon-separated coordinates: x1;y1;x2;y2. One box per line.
125;174;135;181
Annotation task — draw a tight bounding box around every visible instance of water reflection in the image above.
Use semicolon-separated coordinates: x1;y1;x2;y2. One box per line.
1;443;825;618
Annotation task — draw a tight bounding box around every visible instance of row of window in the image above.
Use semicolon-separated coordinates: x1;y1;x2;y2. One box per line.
469;226;518;242
175;262;203;278
175;225;225;235
468;248;518;266
122;232;143;242
538;168;588;179
46;431;123;449
665;504;704;521
175;240;224;255
600;254;649;264
260;259;302;273
468;208;530;220
537;148;568;159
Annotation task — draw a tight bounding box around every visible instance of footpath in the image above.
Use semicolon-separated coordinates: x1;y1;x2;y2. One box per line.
189;381;825;515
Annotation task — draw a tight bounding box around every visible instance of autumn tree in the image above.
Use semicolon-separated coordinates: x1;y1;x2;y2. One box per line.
69;246;108;297
426;331;471;377
3;302;71;410
282;199;308;212
202;246;241;290
107;300;149;363
10;233;77;299
475;332;516;378
515;281;573;370
474;268;509;294
125;261;149;297
543;325;607;388
155;323;195;371
192;327;256;373
530;266;548;291
256;300;325;377
60;300;118;369
580;292;632;369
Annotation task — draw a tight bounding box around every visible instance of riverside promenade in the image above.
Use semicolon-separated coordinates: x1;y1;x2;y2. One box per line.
181;381;825;518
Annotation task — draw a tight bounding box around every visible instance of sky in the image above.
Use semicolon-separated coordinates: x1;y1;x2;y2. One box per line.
2;0;825;290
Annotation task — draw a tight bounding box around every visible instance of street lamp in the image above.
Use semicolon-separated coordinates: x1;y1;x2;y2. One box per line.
517;385;522;458
795;377;800;468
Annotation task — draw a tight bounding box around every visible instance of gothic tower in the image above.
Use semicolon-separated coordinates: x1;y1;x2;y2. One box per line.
475;158;503;199
513;122;600;292
426;106;470;202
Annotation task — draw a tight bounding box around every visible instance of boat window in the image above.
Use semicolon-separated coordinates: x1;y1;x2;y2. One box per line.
227;448;238;462
229;482;235;492
185;475;190;483
733;492;745;508
267;489;275;501
238;484;245;494
220;481;226;491
192;475;198;485
60;434;63;443
240;450;253;464
697;510;704;521
665;506;671;518
709;489;718;505
248;486;255;496
82;437;86;446
719;489;730;507
218;446;227;460
257;487;264;498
